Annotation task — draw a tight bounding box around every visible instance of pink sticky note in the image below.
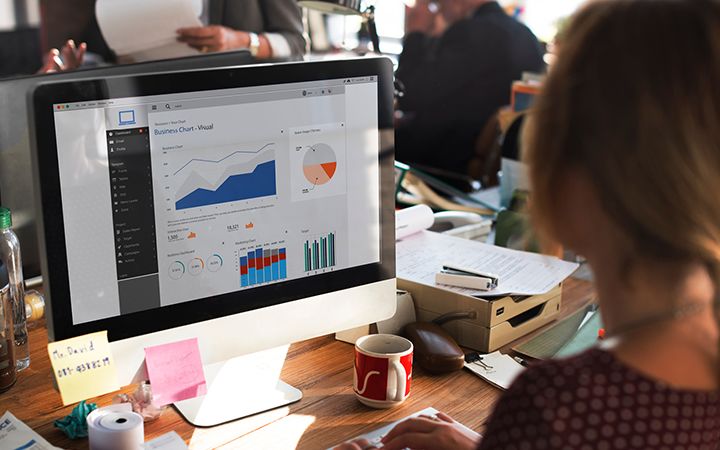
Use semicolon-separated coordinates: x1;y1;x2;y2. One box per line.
144;338;207;406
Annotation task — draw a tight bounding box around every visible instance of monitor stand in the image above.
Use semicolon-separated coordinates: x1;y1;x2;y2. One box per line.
173;346;302;427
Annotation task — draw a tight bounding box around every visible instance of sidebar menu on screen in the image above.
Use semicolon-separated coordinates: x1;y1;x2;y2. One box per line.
106;127;162;313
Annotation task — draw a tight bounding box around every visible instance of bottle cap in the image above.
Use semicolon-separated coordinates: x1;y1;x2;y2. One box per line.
0;208;11;229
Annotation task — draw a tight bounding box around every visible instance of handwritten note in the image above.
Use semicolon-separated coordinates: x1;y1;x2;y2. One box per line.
47;331;120;406
144;338;207;406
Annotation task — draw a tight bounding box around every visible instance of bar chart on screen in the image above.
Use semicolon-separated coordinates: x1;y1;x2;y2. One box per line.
238;244;288;288
303;232;337;273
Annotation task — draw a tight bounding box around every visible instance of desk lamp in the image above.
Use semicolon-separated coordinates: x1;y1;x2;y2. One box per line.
297;0;381;53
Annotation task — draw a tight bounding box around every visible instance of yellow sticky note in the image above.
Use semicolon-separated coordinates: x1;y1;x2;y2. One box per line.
47;331;120;405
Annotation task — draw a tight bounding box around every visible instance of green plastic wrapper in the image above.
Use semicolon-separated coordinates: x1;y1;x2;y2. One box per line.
54;400;98;439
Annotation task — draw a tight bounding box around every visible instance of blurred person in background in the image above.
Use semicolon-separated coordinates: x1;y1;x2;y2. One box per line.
38;0;304;73
395;0;544;177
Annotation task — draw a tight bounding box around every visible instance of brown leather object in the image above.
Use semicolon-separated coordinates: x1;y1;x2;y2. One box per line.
404;322;465;374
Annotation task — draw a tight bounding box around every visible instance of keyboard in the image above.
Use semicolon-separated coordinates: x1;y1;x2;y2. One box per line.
328;407;476;449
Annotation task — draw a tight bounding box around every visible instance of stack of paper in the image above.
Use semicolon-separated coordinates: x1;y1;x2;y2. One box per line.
397;230;579;297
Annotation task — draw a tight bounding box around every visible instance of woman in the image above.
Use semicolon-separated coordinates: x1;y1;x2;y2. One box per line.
338;0;720;448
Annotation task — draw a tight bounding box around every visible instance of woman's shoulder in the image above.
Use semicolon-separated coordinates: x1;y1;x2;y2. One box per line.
498;348;620;416
515;347;618;393
478;348;720;449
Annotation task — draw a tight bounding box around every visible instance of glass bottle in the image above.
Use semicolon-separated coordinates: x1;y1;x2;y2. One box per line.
0;208;29;371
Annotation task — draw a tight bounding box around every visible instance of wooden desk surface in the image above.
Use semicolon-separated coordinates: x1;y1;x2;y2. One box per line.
3;278;593;449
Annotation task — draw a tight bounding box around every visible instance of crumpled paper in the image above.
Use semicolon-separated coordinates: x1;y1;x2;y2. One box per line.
113;382;164;422
53;400;97;439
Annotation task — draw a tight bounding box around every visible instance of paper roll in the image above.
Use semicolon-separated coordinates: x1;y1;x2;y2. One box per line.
87;404;145;450
396;205;435;240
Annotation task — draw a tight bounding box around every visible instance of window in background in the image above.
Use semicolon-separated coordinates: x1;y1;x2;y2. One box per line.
501;0;586;42
1;0;40;30
1;0;42;77
324;0;406;56
373;1;406;55
319;0;586;56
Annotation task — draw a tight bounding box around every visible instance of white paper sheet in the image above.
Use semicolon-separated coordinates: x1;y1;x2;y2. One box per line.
464;351;525;390
396;204;434;240
96;0;202;61
0;411;62;450
144;431;189;450
397;230;579;297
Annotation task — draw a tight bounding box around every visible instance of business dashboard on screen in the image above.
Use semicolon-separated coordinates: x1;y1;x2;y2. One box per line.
52;77;381;325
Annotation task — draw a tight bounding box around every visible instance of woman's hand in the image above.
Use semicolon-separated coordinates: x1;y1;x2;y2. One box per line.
176;25;249;53
333;412;481;450
39;40;86;73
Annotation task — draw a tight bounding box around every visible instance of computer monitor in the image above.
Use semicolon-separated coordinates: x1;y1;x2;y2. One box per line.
0;50;256;279
30;58;396;425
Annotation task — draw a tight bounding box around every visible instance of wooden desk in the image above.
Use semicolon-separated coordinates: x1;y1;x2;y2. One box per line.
3;278;593;449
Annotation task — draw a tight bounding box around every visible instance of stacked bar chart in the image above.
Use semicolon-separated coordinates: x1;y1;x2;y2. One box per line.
240;246;287;287
304;233;336;272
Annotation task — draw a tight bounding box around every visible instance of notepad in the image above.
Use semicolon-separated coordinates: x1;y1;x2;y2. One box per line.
144;338;207;406
464;351;525;390
47;331;120;405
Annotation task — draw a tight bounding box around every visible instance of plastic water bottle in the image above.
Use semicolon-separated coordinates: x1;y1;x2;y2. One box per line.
0;257;16;391
0;208;29;371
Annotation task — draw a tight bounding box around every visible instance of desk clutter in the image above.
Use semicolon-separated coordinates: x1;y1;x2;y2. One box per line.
20;327;210;448
2;407;189;450
464;351;525;390
395;205;577;353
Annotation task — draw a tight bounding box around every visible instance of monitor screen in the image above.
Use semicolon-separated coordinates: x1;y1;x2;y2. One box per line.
32;59;395;342
0;51;258;279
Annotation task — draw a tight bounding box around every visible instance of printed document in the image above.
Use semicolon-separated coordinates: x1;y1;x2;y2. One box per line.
96;0;203;62
0;411;62;450
397;230;579;296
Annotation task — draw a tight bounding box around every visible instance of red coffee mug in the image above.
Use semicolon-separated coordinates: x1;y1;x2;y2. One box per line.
354;334;413;408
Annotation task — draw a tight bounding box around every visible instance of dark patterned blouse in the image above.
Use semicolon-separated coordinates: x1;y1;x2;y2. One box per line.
478;348;720;449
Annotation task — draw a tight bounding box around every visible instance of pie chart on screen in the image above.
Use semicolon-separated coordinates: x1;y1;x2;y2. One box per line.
303;143;337;186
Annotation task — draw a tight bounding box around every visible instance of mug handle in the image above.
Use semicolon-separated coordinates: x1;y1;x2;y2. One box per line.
390;360;407;402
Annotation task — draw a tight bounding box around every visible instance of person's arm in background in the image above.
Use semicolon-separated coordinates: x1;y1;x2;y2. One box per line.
177;0;305;59
38;0;93;72
258;0;306;59
176;25;275;57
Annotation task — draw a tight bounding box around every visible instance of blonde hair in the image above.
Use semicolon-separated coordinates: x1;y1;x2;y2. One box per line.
524;0;720;352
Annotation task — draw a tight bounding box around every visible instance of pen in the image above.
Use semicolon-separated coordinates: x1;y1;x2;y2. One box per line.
512;356;528;367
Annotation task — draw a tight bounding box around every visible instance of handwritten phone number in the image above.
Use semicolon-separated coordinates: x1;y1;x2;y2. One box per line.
56;357;112;378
